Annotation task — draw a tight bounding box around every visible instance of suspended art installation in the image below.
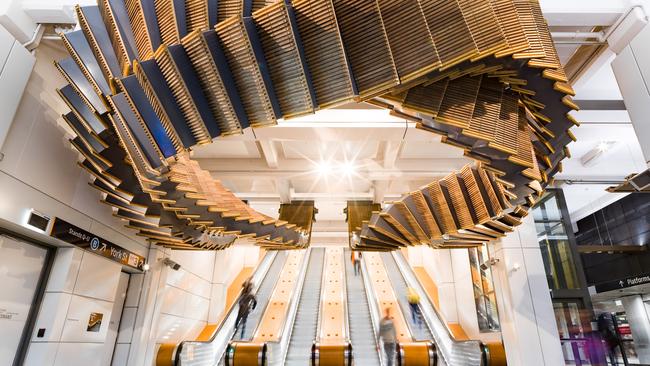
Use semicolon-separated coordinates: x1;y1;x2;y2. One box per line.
55;0;578;251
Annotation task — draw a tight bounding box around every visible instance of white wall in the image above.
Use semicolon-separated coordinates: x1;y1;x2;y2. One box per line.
129;240;261;366
24;247;122;366
488;215;564;366
0;23;34;150
410;245;502;343
0;39;149;257
613;23;650;164
0;235;48;365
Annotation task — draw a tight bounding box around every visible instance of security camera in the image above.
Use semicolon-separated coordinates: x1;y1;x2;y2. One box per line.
162;258;181;271
479;258;499;271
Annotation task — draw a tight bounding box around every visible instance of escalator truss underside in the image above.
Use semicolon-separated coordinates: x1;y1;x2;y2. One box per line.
56;0;576;251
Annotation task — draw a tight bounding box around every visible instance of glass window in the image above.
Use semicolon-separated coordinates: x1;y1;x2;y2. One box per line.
468;245;500;332
533;192;580;290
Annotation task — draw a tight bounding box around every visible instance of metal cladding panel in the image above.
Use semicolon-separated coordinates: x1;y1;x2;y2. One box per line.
203;30;249;129
137;59;197;148
173;0;188;38
286;4;318;110
56;57;108;115
242;16;282;119
58;84;107;135
111;92;163;168
103;0;139;64
167;44;221;138
140;0;163;51
78;5;122;78
63;30;112;95
208;0;218;27
72;136;111;172
120;75;177;158
63;112;106;153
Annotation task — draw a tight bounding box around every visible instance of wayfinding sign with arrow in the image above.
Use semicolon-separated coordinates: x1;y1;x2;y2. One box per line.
49;217;145;270
595;274;650;293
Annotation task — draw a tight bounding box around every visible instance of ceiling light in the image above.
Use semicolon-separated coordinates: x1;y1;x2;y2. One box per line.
341;161;356;175
580;141;616;167
315;161;332;176
598;141;610;152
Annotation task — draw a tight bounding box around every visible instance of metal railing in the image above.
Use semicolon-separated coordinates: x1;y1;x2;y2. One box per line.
175;251;278;366
391;251;484;366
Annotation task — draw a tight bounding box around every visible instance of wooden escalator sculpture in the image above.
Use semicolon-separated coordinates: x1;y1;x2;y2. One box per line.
55;0;578;251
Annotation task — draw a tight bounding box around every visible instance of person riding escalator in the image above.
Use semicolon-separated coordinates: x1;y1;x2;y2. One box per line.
379;307;398;366
235;279;258;338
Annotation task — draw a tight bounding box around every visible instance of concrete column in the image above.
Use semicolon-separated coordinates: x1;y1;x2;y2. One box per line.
127;246;168;366
622;295;650;363
488;215;564;366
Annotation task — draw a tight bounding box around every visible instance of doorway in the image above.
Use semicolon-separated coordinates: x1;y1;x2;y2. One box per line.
103;272;130;365
0;234;53;366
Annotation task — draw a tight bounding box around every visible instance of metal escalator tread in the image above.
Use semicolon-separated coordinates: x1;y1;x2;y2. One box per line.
284;248;325;366
380;252;434;341
235;251;289;342
344;249;381;365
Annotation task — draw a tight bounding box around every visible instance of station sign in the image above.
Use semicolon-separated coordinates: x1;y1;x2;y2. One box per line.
49;217;145;270
594;274;650;293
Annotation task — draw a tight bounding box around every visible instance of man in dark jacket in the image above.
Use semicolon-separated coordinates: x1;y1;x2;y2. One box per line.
235;281;257;338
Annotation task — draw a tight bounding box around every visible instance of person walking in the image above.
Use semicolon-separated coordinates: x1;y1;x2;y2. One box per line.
379;307;397;366
235;280;257;338
351;250;362;276
407;287;422;328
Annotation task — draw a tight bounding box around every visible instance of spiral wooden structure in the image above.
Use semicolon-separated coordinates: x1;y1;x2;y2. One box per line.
56;0;577;251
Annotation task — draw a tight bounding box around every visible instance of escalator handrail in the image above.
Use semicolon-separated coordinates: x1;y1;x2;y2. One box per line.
391;251;485;366
315;249;328;342
175;250;278;366
273;248;313;365
359;254;387;366
342;253;351;345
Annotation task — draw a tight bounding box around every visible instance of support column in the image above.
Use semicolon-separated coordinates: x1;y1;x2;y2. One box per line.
612;20;650;164
622;295;650;363
488;215;564;365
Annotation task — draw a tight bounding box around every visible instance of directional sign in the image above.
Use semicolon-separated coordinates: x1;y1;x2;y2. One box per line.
49;217;145;270
594;274;650;293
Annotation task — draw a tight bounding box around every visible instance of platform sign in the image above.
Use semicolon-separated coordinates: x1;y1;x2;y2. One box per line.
49;217;145;270
594;274;650;293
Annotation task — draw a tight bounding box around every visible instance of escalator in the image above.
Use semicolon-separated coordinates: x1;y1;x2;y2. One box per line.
283;248;325;365
172;250;287;366
388;251;505;366
381;252;435;343
234;252;290;342
344;249;381;365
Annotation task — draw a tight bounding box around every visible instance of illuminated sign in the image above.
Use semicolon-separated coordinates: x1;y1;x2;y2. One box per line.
49;217;145;270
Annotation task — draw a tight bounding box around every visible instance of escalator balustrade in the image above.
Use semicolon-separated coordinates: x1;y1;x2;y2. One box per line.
227;250;305;366
311;248;352;366
364;253;438;366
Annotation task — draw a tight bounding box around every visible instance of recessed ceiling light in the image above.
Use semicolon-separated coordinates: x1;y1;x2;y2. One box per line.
598;141;610;152
315;161;332;176
341;161;356;175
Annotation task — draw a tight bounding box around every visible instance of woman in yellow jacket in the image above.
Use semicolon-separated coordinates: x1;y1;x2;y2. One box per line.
407;287;422;328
